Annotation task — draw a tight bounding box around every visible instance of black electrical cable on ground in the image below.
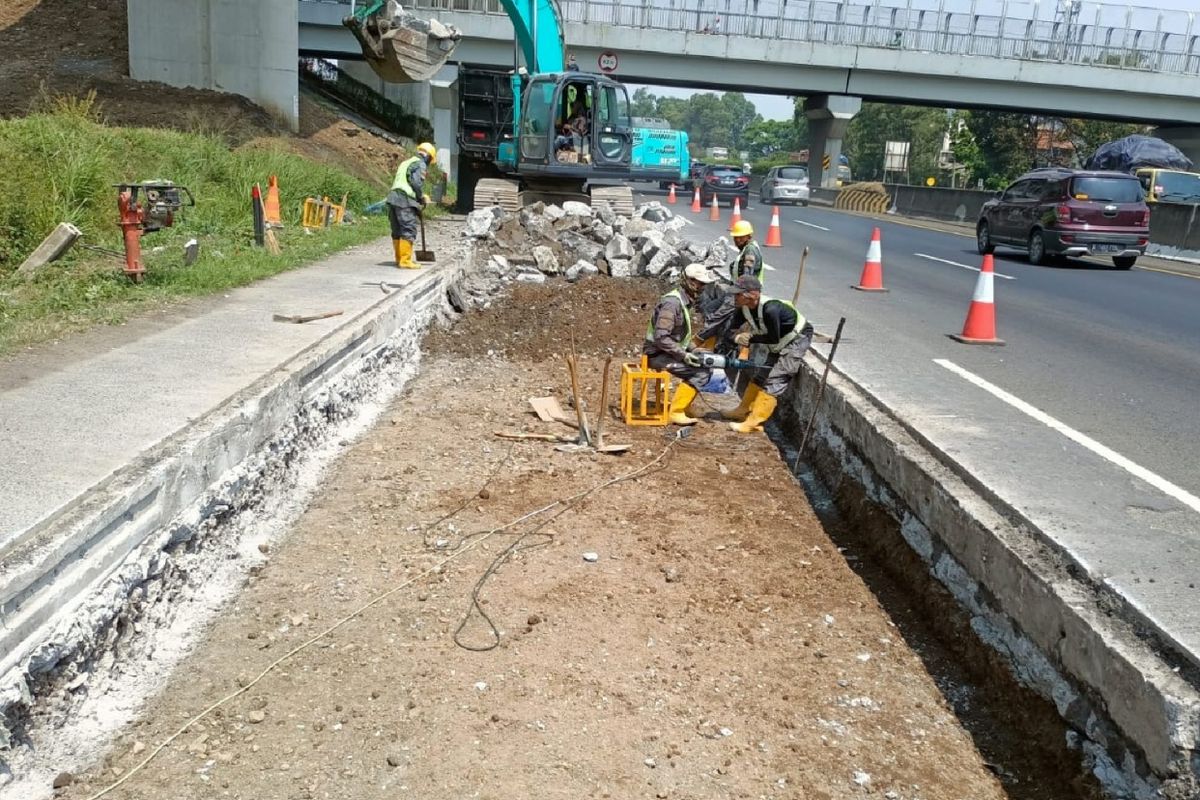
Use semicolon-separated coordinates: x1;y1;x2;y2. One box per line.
452;436;680;651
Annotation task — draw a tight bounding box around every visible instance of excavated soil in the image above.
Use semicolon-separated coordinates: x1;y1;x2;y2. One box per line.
51;277;1103;800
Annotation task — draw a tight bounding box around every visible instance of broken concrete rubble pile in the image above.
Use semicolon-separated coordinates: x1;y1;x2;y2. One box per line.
463;200;723;284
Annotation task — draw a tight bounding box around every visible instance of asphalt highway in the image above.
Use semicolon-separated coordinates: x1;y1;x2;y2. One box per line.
633;185;1200;666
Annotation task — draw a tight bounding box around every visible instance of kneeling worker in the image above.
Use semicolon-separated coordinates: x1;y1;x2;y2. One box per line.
644;264;719;425
722;275;814;433
387;142;436;269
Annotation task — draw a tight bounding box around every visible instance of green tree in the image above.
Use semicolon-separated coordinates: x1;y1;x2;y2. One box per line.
957;110;1038;188
630;87;658;119
743;119;800;158
1063;119;1149;165
842;103;949;183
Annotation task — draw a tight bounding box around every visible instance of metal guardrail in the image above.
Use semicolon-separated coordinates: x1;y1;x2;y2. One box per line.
305;0;1200;76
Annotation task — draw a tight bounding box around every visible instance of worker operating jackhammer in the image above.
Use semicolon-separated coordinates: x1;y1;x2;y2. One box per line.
720;275;814;433
643;264;720;426
387;142;436;269
695;220;764;388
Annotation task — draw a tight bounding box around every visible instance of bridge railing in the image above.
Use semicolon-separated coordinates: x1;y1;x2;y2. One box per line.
308;0;1200;76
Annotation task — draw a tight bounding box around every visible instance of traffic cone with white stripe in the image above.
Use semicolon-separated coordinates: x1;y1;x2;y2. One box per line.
765;206;783;247
950;254;1006;345
709;193;720;221
852;227;888;292
728;197;742;231
667;184;677;205
691;186;702;213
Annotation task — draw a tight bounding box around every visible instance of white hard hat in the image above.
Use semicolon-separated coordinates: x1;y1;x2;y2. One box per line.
683;263;716;284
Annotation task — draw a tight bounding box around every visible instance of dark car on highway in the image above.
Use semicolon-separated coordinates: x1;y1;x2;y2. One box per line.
698;165;751;207
976;168;1149;269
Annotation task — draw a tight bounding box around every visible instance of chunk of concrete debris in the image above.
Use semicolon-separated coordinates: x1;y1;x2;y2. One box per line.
487;254;510;274
582;552;600;562
589;220;614;243
464;207;504;238
516;272;546;284
562;200;594;217
17;222;82;275
643;250;675;277
608;258;634;278
623;218;656;242
636;202;673;223
705;236;737;267
565;260;598;282
594;201;617;226
52;772;75;790
605;235;634;262
533;245;560;275
543;204;566;221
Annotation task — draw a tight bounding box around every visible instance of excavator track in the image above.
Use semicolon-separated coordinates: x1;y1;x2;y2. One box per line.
589;186;635;217
474;178;522;213
585;184;633;215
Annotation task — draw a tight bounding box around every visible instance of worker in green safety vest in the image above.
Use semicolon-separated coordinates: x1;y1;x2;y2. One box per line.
720;275;814;433
386;142;435;269
643;264;719;426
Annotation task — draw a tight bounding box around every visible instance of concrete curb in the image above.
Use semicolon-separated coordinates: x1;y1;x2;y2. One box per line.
779;354;1200;797
0;263;459;746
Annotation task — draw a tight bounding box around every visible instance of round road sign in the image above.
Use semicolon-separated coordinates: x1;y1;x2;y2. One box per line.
597;51;619;73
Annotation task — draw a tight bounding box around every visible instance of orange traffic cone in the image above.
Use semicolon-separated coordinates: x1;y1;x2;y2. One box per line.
264;175;282;227
667;184;677;205
765;206;783;247
950;255;1006;345
852;227;888;292
729;197;742;231
691;186;702;213
709;194;720;221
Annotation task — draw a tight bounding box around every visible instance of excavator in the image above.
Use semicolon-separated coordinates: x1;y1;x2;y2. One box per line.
345;0;636;214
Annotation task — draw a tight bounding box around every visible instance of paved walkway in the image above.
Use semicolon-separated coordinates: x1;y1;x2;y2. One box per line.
0;237;427;556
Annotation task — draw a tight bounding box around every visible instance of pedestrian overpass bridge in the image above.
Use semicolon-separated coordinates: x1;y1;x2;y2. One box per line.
125;0;1200;184
295;0;1200;184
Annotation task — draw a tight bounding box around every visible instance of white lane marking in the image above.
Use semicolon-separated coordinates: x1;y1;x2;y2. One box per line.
915;253;1016;280
934;358;1200;515
793;219;831;231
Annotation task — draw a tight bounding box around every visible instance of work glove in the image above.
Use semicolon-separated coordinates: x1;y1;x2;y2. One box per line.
734;331;753;347
422;193;432;206
683;352;702;367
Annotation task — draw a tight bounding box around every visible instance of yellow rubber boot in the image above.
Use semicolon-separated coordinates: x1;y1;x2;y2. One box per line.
721;384;759;422
392;239;404;267
669;382;700;426
729;390;777;433
397;239;420;269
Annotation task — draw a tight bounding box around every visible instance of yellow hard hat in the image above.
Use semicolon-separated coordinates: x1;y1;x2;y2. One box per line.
731;220;754;238
417;142;437;162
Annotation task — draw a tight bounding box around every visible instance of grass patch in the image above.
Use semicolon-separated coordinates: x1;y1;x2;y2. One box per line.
0;94;394;355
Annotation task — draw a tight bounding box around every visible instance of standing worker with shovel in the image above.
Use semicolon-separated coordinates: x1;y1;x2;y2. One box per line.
387;142;436;269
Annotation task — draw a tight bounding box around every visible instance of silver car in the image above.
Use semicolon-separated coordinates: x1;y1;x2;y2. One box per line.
760;165;810;206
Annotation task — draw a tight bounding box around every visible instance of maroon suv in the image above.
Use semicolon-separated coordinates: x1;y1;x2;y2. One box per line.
976;168;1149;269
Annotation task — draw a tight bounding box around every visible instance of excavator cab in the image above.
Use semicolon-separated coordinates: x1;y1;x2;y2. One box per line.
516;73;632;176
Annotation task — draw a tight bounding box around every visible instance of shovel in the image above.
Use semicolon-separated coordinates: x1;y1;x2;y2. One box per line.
592;357;631;455
416;210;435;263
556;355;593;453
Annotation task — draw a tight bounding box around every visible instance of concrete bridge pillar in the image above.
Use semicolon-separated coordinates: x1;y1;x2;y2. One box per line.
1155;126;1200;169
127;0;299;131
804;95;862;189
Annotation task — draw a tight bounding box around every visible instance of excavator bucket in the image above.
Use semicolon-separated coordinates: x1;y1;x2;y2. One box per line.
343;0;462;84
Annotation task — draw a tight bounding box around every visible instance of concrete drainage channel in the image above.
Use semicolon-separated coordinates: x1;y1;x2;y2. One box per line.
773;355;1200;799
1;233;1197;798
0;260;470;795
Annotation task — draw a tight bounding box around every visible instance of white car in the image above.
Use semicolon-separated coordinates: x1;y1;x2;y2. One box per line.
760;165;810;206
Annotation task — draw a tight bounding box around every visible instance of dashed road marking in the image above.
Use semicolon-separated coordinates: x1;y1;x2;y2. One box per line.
934;358;1200;515
915;253;1017;280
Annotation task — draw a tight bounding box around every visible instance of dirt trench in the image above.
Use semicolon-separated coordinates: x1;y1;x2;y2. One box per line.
53;278;1102;800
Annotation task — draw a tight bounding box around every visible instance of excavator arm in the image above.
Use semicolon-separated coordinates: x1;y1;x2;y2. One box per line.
496;0;565;73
